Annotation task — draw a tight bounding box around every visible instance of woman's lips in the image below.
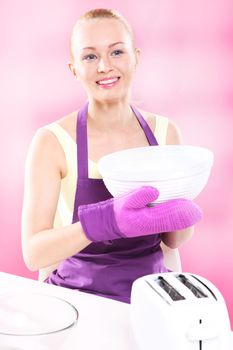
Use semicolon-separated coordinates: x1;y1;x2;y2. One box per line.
96;77;120;88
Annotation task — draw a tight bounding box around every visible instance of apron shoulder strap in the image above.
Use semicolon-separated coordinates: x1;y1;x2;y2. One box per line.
76;103;89;178
130;105;159;146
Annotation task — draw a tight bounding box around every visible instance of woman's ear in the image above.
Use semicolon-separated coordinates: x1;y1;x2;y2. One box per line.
134;48;141;69
67;61;78;79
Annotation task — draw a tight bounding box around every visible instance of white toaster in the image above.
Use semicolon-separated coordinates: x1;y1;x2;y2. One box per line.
130;272;232;350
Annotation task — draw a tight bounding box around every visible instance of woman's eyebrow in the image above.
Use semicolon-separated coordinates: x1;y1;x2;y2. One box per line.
81;41;125;51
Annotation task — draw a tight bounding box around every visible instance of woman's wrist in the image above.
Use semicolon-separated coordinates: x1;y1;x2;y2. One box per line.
161;226;194;249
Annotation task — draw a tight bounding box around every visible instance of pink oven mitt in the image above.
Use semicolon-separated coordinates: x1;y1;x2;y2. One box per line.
78;186;203;242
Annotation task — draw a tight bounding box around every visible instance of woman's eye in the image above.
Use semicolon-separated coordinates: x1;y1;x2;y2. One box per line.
83;54;97;61
111;49;123;56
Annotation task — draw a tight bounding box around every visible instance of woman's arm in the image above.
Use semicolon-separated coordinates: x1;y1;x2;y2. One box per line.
21;128;91;271
160;119;195;249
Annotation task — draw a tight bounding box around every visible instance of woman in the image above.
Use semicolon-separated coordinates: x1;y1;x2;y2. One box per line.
21;9;202;303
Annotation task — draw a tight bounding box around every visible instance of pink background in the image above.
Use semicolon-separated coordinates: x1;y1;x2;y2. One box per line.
1;1;232;327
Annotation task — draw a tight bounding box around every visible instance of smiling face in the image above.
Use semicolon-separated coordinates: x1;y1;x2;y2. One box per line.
69;18;140;104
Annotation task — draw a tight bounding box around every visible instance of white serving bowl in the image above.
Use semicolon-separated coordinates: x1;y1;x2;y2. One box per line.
98;145;214;203
0;293;78;350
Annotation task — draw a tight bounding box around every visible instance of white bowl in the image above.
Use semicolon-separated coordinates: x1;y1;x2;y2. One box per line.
98;145;214;203
0;293;78;350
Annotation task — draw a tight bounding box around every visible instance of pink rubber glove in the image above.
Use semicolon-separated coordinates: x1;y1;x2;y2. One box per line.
78;186;203;242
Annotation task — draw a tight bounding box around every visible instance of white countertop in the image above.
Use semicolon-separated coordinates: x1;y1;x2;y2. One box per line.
0;272;136;350
0;272;232;350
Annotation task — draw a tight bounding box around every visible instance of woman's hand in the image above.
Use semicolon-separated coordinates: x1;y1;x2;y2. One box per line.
78;186;203;242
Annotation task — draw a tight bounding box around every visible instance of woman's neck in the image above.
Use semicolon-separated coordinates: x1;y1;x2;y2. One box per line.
87;99;135;133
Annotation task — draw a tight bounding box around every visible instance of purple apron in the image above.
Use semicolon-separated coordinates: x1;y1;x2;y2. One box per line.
46;103;168;303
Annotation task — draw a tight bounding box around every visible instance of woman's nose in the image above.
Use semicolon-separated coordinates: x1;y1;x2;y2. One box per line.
97;57;112;73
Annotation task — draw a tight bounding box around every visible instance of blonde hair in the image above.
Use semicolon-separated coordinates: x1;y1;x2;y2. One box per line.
70;8;135;61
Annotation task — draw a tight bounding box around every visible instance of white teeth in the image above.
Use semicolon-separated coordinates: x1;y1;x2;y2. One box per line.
97;78;118;85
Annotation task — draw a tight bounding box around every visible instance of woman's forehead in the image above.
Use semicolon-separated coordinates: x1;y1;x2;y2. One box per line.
72;18;132;49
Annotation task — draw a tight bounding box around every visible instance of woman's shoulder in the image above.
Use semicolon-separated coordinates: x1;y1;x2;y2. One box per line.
28;111;78;178
35;110;77;143
137;107;167;128
56;110;77;132
49;110;77;141
138;107;182;145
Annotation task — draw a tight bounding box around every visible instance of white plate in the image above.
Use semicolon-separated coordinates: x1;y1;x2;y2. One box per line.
0;293;78;350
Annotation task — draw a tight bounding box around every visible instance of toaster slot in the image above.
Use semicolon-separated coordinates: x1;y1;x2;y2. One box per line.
176;274;207;298
155;276;185;301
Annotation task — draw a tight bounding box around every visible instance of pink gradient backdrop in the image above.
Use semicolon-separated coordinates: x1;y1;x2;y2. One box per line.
1;1;232;326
